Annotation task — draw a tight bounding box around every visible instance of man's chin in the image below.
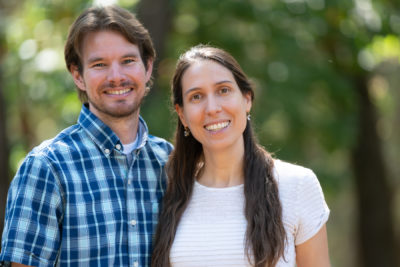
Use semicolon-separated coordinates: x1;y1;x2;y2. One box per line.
89;103;140;120
105;108;138;118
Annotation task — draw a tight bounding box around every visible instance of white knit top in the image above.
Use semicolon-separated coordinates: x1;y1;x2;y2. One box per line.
170;160;330;266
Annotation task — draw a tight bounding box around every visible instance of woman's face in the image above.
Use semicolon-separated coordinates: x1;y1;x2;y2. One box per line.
176;59;252;153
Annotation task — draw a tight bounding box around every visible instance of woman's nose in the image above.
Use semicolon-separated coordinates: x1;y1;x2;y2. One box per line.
205;96;222;115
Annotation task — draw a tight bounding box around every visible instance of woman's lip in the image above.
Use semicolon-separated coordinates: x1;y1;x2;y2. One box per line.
204;120;231;131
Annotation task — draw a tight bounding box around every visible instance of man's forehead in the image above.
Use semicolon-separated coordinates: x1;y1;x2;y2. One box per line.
80;30;141;59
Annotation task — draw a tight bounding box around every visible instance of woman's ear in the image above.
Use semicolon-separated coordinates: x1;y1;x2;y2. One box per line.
175;104;187;127
70;65;86;91
244;92;252;113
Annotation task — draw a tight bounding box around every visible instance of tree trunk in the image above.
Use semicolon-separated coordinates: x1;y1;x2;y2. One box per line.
352;76;398;267
0;66;10;246
135;0;173;73
0;1;10;246
0;0;22;247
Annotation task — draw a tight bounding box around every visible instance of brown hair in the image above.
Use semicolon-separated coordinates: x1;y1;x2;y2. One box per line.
152;45;286;267
64;5;155;103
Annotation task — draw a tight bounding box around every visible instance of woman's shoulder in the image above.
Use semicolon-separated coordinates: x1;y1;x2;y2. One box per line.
272;159;325;209
273;159;316;187
273;159;330;245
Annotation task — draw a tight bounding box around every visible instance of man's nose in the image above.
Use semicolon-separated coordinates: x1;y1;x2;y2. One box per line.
107;62;125;83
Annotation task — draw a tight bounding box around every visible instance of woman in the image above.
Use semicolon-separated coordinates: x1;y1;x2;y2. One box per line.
152;45;330;267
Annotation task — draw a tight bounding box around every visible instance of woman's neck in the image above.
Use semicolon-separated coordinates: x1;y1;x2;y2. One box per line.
198;144;245;188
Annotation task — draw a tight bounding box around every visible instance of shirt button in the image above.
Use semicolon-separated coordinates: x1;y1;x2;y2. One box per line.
116;144;121;150
104;148;110;154
130;220;137;226
133;261;138;267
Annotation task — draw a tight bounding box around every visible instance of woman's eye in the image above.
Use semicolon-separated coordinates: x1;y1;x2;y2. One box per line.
190;94;202;101
219;87;230;94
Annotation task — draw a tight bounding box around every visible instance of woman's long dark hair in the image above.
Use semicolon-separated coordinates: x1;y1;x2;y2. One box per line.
152;45;286;267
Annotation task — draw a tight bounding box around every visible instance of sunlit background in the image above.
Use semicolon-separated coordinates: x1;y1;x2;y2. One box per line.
0;0;399;266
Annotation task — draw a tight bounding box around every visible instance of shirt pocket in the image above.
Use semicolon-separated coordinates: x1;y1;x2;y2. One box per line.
143;201;160;226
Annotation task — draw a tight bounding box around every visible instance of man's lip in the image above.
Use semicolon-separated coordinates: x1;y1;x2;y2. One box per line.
104;87;133;95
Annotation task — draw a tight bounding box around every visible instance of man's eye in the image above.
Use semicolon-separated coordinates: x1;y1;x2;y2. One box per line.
123;59;135;64
93;63;105;68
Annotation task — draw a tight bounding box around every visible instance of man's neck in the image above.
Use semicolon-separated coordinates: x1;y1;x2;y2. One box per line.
105;115;139;144
89;108;140;144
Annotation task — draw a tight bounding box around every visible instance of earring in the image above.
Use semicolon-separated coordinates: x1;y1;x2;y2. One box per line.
247;114;251;121
184;127;190;137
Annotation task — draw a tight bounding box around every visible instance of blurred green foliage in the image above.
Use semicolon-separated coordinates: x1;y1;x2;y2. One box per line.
1;0;400;266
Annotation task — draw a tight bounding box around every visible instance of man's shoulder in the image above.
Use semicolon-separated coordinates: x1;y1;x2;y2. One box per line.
144;134;173;160
11;124;84;184
29;123;83;159
147;134;172;147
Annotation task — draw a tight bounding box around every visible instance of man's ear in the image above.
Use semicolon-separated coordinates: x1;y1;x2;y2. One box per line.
70;65;86;91
145;58;154;82
175;104;187;127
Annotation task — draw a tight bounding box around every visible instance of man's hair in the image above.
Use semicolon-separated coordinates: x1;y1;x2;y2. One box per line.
64;5;155;103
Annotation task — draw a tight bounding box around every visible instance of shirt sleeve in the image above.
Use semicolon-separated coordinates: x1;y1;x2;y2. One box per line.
294;169;330;245
0;155;64;267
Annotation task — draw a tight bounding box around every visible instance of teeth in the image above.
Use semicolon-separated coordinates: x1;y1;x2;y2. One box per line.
205;121;229;131
108;88;132;95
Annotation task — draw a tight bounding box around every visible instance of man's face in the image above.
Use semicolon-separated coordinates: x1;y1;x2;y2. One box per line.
71;30;152;121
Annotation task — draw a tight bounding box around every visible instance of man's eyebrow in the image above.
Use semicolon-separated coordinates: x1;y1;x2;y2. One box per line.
87;57;104;64
87;53;140;64
122;53;140;58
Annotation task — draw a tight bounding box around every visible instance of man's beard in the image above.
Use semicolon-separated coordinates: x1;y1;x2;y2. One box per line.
89;97;143;118
88;80;144;119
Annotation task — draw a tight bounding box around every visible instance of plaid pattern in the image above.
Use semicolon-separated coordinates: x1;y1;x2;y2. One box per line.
0;105;173;267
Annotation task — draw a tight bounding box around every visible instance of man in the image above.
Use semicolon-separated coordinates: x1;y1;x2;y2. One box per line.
0;5;172;267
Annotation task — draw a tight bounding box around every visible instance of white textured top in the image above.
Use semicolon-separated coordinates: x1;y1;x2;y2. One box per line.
170;160;330;266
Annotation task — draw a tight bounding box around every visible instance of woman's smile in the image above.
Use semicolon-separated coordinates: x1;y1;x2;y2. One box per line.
204;120;231;132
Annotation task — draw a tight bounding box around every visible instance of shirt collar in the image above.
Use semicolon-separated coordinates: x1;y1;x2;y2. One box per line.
77;104;149;154
135;116;149;150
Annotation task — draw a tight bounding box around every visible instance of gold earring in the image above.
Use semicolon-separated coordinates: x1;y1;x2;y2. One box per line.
184;127;190;137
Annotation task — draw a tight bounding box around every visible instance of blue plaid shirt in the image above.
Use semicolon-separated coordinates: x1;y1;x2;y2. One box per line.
0;105;173;267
